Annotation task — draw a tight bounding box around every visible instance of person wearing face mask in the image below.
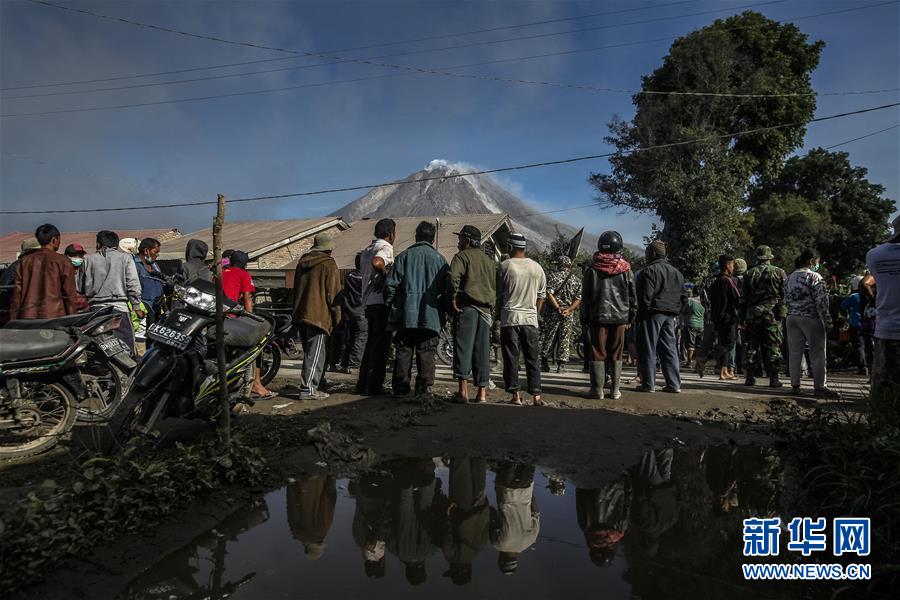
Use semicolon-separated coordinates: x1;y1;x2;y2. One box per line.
64;243;87;270
784;249;840;398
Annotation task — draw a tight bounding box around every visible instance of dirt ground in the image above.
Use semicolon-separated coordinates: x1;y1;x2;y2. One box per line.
3;360;870;599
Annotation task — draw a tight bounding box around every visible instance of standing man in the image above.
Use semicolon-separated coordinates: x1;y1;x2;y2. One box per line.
449;225;496;404
742;245;787;387
707;255;741;381
333;253;367;374
635;240;685;393
357;219;396;396
864;215;900;408
680;285;704;369
1;237;41;325
9;225;80;320
385;221;448;397
79;230;143;355
292;234;342;400
180;239;212;284
134;238;166;355
490;462;540;577
496;233;546;406
540;255;582;373
581;231;636;400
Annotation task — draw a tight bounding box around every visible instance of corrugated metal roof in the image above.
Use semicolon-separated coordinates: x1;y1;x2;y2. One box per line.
158;217;347;261
312;214;513;270
0;228;180;266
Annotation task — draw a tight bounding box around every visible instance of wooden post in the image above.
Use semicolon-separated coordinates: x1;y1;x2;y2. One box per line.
212;194;230;441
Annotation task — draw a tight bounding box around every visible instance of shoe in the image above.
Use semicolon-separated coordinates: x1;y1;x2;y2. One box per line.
813;387;842;399
488;380;497;390
634;385;654;393
298;390;329;400
791;385;801;395
392;389;411;399
662;386;681;394
541;359;550;373
556;363;566;374
695;359;706;378
769;376;784;389
744;373;756;386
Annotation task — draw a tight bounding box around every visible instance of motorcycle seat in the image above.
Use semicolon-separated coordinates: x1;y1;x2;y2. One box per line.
0;329;74;362
214;316;271;348
5;306;114;331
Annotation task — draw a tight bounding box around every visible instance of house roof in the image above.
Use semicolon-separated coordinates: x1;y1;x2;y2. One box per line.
158;217;348;261
323;214;513;270
0;228;181;266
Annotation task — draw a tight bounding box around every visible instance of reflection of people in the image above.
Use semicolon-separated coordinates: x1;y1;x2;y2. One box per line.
490;462;540;576
576;477;631;567
286;474;337;560
351;474;393;578
630;449;678;556
387;459;441;586
442;458;491;585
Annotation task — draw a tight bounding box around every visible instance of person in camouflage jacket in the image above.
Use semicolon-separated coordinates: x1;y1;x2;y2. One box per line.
741;245;787;387
540;256;582;372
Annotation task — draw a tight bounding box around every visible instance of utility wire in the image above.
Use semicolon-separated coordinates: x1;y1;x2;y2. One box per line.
7;0;783;99
5;1;897;117
823;124;900;149
4;0;697;91
2;102;896;215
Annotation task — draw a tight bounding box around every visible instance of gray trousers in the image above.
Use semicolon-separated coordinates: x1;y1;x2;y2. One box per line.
299;323;328;396
637;313;681;391
786;315;827;390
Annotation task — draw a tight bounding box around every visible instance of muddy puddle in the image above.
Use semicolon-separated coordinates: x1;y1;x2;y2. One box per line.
120;445;803;599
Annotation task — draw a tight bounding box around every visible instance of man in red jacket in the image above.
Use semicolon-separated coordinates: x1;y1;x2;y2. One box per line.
10;224;81;320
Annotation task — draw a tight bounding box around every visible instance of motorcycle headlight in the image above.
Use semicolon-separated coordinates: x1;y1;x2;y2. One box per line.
177;285;217;312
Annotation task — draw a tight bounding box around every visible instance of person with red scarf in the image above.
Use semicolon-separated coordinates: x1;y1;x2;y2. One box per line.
581;231;636;399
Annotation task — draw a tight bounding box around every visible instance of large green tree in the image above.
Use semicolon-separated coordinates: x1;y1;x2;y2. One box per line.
748;148;895;277
590;11;823;278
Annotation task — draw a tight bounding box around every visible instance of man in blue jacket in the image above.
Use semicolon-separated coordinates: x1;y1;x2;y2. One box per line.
385;221;450;397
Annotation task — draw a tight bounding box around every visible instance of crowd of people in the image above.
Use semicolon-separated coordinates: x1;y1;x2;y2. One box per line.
2;214;898;406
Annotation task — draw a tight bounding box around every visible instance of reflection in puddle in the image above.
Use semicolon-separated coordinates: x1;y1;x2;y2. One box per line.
122;446;803;599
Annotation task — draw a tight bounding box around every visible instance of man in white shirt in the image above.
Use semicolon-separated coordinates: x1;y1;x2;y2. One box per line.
356;219;396;396
864;214;900;406
496;233;546;406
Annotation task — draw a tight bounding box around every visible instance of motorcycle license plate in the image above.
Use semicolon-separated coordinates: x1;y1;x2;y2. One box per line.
147;323;192;350
98;336;129;357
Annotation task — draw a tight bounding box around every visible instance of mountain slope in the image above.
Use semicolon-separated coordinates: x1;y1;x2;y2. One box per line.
331;160;598;252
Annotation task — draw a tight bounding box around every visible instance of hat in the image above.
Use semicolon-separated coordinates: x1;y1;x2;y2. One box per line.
889;214;900;243
734;258;748;276
499;555;518;575
64;243;86;256
230;250;250;269
755;245;775;260
648;239;667;258
453;225;482;242
508;233;527;249
20;237;40;252
118;237;138;254
310;232;335;252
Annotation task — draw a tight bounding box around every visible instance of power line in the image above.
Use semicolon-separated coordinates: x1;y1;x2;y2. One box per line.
4;0;698;91
823;124;900;149
5;1;897;117
3;102;896;215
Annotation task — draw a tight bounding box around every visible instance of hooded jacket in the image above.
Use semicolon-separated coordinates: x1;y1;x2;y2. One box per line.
181;239;212;284
292;250;342;334
384;241;449;333
582;252;636;325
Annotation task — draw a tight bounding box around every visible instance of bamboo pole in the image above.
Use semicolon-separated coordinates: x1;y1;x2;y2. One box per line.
212;194;230;441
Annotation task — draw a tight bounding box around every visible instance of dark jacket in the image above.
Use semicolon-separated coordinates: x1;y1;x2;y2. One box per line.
292;250;342;334
134;256;165;305
384;241;449;333
10;248;81;320
341;269;364;321
180;239;212;284
449;247;496;310
636;258;685;317
708;274;741;328
582;253;637;325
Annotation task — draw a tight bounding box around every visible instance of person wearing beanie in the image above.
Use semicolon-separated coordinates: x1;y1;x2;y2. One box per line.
496;232;546;405
742;245;788;387
634;240;685;392
863;213;900;402
581;231;636;400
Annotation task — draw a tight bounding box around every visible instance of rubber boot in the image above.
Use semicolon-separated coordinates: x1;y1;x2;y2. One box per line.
585;361;604;399
744;357;757;386
610;360;623;400
768;358;784;388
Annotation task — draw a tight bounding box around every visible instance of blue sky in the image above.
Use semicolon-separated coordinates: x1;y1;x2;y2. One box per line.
1;0;898;246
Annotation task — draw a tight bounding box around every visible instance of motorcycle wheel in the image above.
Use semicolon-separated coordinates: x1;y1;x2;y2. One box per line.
0;381;77;459
259;342;282;387
77;356;127;422
437;331;454;366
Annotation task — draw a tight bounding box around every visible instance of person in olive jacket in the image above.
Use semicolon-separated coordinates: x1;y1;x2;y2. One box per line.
635;240;685;393
384;221;450;397
581;231;636;400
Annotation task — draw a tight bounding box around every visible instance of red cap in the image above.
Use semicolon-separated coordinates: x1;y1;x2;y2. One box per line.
64;243;86;256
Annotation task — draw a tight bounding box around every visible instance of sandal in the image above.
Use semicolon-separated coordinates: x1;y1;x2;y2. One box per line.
252;390;278;399
509;392;523;406
451;392;469;404
532;395;544;406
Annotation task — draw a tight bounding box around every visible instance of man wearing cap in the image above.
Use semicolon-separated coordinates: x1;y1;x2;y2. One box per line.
448;225;497;403
635;240;685;393
384;221;449;397
357;219;397;396
863;214;900;406
496;232;546;405
490;462;540;577
292;233;342;400
742;245;788;387
9;225;81;321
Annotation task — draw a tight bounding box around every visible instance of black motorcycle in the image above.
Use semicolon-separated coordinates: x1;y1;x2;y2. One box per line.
0;309;135;458
108;279;274;446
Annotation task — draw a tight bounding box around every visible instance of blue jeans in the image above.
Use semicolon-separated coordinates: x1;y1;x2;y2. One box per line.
637;313;681;391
